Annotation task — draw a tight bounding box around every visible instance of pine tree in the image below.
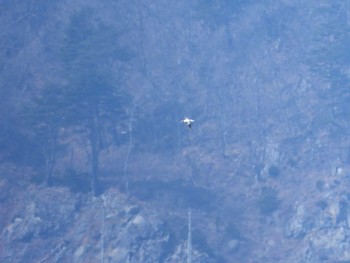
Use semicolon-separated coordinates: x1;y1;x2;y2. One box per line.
60;8;128;195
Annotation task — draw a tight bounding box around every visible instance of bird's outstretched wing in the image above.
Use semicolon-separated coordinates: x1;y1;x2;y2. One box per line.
180;117;194;129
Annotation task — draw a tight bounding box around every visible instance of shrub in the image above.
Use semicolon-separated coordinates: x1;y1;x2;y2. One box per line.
257;187;280;215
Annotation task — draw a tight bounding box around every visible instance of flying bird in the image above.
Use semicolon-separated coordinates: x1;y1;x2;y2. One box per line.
180;117;195;129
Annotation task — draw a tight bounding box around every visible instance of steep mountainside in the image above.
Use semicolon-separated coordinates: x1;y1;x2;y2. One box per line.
1;0;350;262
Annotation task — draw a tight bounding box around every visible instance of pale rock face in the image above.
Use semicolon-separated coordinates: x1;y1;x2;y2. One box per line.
0;184;214;263
73;245;86;261
132;214;145;225
286;203;306;238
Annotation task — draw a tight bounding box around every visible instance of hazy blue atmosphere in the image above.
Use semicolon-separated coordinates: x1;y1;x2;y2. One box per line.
1;0;350;262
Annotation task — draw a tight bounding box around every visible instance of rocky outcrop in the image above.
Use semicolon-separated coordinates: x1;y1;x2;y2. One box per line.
285;188;350;262
0;179;213;263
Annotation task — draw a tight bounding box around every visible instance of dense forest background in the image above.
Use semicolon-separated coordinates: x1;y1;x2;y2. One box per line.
1;0;350;262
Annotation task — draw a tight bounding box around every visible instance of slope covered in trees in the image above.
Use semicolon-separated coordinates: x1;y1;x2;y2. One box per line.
1;0;350;262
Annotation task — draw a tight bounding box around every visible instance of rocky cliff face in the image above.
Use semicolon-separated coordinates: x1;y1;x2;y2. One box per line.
2;165;350;262
0;170;214;263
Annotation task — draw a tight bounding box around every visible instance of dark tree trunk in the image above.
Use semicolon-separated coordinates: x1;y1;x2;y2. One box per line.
45;131;57;186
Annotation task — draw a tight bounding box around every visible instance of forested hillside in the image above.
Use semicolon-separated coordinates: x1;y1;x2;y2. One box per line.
1;1;350;262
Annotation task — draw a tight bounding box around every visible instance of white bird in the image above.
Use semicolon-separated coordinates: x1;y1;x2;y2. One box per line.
180;117;195;129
